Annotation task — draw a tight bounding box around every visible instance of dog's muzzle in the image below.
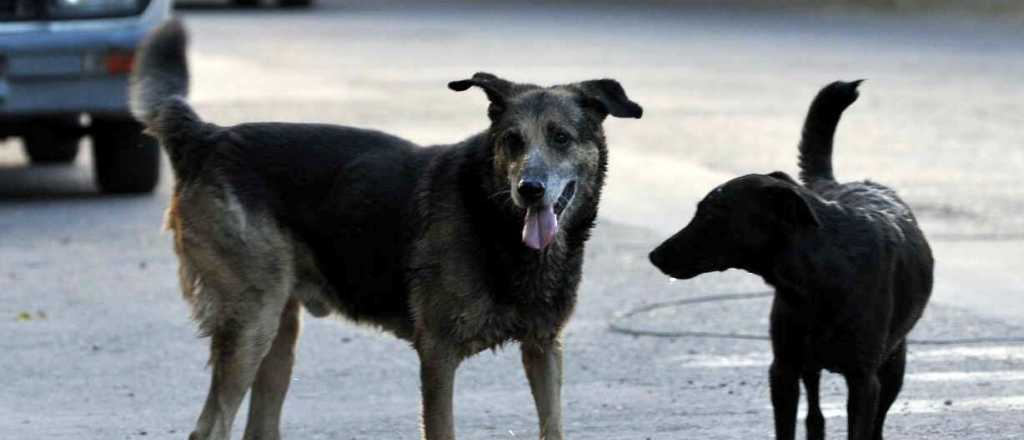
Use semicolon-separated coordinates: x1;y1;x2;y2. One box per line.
554;181;576;216
522;181;577;251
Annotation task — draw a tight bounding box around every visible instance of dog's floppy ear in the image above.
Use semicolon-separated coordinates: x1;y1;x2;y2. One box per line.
574;79;643;119
766;185;821;231
767;171;799;185
449;72;515;120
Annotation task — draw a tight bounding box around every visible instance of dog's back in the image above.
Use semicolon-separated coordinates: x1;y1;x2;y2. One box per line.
131;20;443;331
796;80;934;342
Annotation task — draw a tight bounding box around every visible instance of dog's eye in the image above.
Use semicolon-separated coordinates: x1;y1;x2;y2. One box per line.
552;131;572;147
503;132;524;153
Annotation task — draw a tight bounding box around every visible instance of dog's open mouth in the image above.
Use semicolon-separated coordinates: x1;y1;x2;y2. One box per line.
554;181;576;216
522;181;577;251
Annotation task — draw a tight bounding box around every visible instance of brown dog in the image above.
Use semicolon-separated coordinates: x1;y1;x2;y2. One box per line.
131;21;642;440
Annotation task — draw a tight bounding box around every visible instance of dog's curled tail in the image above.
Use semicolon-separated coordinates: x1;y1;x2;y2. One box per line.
797;80;862;185
130;19;209;179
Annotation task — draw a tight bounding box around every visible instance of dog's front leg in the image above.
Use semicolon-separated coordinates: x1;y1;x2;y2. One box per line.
417;338;462;440
769;360;800;440
522;338;564;440
844;373;881;440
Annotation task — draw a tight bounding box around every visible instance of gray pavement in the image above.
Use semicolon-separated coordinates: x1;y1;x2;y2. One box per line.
2;2;1023;439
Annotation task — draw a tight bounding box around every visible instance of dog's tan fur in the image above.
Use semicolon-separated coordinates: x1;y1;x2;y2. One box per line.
166;183;297;439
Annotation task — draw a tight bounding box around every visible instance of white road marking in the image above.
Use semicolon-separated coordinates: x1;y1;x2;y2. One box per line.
908;370;1024;383
909;345;1024;362
670;345;1024;369
671;352;771;369
817;395;1024;419
681;345;1024;420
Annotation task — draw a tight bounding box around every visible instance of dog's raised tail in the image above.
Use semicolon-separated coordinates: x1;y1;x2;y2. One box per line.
797;80;862;184
130;20;207;179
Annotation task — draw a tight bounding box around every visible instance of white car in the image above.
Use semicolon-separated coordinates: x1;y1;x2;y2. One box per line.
0;0;172;193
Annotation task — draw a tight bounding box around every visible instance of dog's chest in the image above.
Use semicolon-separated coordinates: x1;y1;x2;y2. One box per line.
408;176;589;352
457;280;578;354
410;242;582;354
804;338;847;373
801;319;885;373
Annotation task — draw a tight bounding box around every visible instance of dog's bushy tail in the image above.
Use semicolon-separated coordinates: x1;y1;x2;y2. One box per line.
130;19;210;180
797;80;862;184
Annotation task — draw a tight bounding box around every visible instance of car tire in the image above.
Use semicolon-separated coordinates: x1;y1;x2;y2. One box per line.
233;0;260;6
92;120;160;194
23;127;81;164
278;0;312;7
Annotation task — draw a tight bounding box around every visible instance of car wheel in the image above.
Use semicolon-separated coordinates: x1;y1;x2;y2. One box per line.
278;0;312;7
22;127;81;164
92;120;160;194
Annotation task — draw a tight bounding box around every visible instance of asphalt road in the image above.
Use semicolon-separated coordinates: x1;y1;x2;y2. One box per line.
2;1;1023;439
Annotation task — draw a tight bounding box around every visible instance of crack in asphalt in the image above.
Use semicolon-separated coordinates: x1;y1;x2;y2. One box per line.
610;291;1024;345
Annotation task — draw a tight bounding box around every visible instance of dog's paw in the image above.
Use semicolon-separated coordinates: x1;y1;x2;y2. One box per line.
540;430;565;440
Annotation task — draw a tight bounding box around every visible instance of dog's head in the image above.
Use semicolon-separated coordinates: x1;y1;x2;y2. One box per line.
450;72;642;251
648;172;820;280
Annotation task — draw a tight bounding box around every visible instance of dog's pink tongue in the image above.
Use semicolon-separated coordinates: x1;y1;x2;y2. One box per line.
522;206;558;250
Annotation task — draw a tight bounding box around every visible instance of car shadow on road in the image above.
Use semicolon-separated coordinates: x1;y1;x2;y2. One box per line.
174;1;323;12
0;163;106;202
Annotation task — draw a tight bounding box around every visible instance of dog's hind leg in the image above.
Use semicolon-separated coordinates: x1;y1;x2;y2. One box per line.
241;297;302;440
522;338;564;440
190;286;291;440
802;369;825;440
871;342;906;440
173;187;299;440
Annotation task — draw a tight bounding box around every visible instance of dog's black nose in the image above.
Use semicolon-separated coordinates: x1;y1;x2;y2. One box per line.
517;179;546;203
649;250;664;269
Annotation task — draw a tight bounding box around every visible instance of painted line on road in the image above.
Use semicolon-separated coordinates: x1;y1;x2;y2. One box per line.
817;395;1024;419
910;345;1024;361
670;352;771;369
670;345;1024;369
908;370;1024;383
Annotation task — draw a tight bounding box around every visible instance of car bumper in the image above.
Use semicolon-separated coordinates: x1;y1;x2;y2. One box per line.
0;76;137;119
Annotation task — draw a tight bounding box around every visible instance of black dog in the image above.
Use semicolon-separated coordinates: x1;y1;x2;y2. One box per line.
649;81;933;440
